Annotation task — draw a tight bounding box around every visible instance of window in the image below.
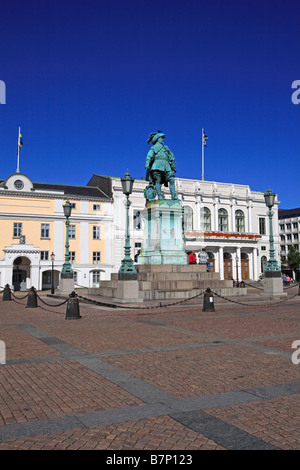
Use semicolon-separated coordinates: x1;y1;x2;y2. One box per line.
133;210;141;230
71;203;76;209
73;272;78;284
13;223;22;237
42;271;51;284
294;233;299;240
235;210;245;233
286;223;291;230
259;218;266;235
294;244;299;250
93;226;101;239
287;234;292;240
293;222;298;230
280;224;284;231
281;245;286;252
261;256;267;273
40;251;49;260
183;206;193;231
218;209;228;232
261;246;266;251
41;223;50;238
92;271;101;283
69;251;76;262
201;207;211;231
14;180;24;190
69;225;76;239
93;252;101;264
93;204;101;211
280;235;285;241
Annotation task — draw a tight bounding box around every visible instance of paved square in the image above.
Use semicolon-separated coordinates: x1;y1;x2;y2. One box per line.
0;291;300;450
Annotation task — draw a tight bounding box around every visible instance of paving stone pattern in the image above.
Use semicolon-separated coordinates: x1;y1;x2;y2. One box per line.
0;291;300;450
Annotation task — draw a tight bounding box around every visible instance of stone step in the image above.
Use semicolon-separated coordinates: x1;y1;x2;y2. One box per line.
138;279;232;291
141;287;247;300
137;264;207;273
136;272;220;282
89;285;116;297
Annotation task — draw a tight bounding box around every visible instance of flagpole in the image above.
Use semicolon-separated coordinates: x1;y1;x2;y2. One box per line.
201;128;204;181
16;126;20;173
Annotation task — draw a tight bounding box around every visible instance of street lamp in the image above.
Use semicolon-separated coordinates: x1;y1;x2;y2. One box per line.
264;188;281;274
118;170;137;280
51;252;55;294
235;255;239;287
61;200;73;278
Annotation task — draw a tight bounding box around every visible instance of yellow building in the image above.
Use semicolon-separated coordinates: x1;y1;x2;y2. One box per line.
0;172;113;291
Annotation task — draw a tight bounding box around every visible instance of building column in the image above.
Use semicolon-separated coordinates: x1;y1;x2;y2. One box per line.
231;202;236;232
218;246;224;280
213;199;218;231
253;247;258;281
248;202;253;233
235;246;241;282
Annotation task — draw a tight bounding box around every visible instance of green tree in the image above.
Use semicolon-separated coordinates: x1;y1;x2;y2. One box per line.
287;246;300;279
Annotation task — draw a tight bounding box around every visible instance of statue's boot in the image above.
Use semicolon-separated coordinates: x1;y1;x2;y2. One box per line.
155;184;163;200
169;182;179;200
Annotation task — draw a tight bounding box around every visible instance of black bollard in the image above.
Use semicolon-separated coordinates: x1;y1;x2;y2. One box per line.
65;291;81;319
202;288;215;312
2;284;11;301
26;287;38;308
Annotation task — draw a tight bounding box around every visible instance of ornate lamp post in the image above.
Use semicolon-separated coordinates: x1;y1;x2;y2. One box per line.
235;254;239;287
264;188;281;274
118;170;137;280
51;252;55;294
61;200;73;278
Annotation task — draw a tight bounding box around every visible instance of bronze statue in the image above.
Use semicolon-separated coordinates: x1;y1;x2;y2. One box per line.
144;131;179;201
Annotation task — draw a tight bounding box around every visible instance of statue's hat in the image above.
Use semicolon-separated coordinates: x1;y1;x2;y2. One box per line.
147;131;165;144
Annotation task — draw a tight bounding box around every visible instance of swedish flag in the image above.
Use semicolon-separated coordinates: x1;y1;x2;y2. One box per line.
19;129;23;148
203;131;208;147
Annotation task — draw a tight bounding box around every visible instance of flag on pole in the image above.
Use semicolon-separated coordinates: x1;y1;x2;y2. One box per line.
16;126;23;173
202;130;208;147
18;128;23;148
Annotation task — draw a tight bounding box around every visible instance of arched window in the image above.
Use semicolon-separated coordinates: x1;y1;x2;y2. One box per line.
261;256;267;273
218;208;228;232
235;210;245;233
183;206;193;231
201;207;211;231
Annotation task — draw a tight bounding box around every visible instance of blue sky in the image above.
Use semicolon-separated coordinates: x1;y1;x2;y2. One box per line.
0;0;299;208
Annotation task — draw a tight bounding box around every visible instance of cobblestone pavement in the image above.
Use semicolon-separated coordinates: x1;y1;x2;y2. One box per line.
0;288;300;452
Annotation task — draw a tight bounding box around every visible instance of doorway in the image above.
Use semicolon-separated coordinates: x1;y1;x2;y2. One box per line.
241;253;249;279
12;256;30;291
224;252;232;280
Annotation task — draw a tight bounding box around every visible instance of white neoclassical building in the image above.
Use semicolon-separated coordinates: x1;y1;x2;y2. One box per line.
89;174;280;282
0;170;280;290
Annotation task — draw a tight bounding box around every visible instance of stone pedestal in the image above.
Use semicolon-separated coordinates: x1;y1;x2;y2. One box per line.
261;271;286;297
113;280;143;303
138;200;187;265
58;275;74;295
